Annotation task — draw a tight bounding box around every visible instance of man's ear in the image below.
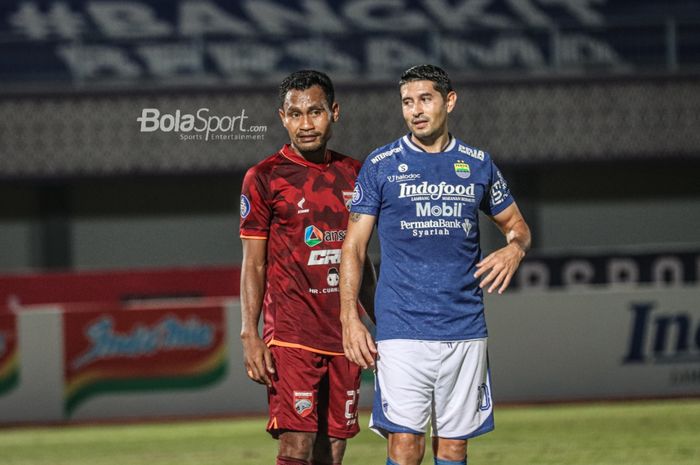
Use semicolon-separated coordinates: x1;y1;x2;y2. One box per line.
446;91;457;113
331;102;340;122
278;107;286;124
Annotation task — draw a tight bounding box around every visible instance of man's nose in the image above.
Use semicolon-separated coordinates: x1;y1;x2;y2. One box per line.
300;114;314;129
412;102;424;116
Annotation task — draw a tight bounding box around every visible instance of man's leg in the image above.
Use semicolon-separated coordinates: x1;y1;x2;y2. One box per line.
276;431;316;465
267;346;329;465
311;433;346;465
312;353;361;464
388;432;425;465
370;341;439;465
432;437;467;464
430;339;492;465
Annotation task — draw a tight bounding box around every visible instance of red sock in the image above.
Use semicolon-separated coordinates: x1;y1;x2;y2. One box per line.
276;457;310;465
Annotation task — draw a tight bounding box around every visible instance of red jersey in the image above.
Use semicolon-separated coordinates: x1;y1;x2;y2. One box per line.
240;144;361;354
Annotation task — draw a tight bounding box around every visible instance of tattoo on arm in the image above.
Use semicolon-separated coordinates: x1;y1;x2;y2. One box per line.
350;212;362;222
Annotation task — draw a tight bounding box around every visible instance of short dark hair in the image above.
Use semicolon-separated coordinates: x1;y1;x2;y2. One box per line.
278;70;335;108
399;64;453;99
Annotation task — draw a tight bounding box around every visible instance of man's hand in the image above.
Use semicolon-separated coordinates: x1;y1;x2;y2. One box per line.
240;333;275;387
474;242;526;294
342;317;377;369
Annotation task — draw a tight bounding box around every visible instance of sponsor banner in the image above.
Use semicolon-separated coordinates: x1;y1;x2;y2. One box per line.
514;250;700;290
0;1;696;84
0;266;240;308
63;305;227;416
486;286;700;402
0;313;19;396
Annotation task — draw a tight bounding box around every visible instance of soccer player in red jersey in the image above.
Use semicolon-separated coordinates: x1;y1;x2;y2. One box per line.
240;70;375;465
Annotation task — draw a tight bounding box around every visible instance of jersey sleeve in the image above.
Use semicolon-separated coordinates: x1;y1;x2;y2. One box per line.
239;166;272;239
480;159;515;217
350;157;381;216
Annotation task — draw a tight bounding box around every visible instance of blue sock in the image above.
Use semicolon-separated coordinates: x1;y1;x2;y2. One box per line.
386;459;401;465
434;458;466;465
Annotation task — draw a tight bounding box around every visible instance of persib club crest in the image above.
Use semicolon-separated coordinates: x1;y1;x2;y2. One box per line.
454;160;470;179
294;391;313;417
352;183;363;205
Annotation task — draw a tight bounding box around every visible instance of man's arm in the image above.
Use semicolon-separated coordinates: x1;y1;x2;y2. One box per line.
359;253;377;324
474;202;531;294
240;238;275;386
340;212;377;369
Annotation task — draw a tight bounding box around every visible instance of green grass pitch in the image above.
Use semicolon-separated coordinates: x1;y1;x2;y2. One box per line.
1;400;699;465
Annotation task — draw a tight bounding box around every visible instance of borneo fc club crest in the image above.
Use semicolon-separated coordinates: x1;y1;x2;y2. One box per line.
294;391;313;417
342;191;354;211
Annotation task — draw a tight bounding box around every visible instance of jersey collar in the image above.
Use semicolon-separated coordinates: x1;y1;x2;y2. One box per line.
401;133;456;153
279;144;332;170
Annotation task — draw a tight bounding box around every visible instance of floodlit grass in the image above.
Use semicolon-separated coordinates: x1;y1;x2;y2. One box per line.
1;400;699;465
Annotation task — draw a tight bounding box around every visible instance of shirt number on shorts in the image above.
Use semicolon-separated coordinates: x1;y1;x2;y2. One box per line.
344;389;360;425
478;383;491;411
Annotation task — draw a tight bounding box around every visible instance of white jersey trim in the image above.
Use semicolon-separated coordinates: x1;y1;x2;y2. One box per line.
401;134;456;153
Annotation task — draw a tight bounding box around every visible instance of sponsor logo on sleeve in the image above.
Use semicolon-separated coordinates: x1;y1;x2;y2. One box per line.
490;170;510;206
352;183;363;205
458;145;485;161
240;195;251;218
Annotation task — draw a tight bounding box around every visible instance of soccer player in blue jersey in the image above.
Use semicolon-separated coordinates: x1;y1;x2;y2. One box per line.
339;64;531;465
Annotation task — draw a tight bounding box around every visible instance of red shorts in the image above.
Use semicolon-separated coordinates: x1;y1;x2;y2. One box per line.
267;345;362;439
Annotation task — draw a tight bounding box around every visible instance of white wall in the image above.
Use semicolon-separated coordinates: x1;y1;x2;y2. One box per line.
537;198;700;252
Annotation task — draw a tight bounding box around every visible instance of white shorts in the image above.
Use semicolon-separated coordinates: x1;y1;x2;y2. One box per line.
369;339;494;440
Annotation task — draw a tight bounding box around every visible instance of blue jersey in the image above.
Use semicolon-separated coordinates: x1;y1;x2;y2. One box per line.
351;134;514;341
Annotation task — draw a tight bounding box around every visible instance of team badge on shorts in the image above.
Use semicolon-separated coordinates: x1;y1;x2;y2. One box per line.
293;391;314;417
454;160;471;179
342;191;354;211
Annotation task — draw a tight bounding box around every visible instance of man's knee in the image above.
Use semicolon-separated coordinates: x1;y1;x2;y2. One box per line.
312;434;347;464
433;437;467;461
279;431;317;460
389;432;425;463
